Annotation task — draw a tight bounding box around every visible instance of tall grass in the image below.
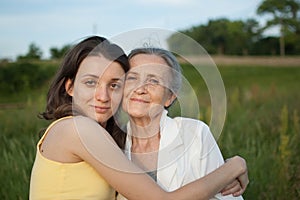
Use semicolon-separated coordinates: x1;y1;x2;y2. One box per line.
0;104;48;199
215;66;300;199
1;63;300;199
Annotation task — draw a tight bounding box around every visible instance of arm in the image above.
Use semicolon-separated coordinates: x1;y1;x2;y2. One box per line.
193;122;248;198
220;158;249;197
70;116;247;200
174;156;247;199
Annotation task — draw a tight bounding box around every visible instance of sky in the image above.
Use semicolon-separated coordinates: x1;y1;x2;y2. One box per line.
0;0;268;60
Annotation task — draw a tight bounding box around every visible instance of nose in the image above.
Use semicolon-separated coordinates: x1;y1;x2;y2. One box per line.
95;84;110;102
134;82;148;95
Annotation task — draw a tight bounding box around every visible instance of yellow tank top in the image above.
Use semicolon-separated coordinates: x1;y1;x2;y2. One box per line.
29;117;115;200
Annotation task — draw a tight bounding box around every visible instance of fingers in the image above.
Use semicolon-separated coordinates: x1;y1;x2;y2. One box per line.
229;155;249;191
232;187;245;197
221;179;241;196
232;182;247;197
221;179;238;192
223;156;249;197
238;171;249;191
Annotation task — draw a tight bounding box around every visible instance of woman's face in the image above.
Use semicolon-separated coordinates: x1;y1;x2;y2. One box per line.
122;54;175;122
66;56;125;127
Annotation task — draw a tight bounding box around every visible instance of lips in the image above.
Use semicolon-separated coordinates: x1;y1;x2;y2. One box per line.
130;97;150;103
93;106;110;114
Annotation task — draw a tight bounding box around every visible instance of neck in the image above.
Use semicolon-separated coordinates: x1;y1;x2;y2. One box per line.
131;131;161;153
129;113;163;172
129;112;162;139
129;113;162;153
130;126;160;172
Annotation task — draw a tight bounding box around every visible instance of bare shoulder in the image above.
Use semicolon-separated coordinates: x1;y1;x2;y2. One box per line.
43;116;105;150
40;116;96;162
65;116;116;145
49;116;103;136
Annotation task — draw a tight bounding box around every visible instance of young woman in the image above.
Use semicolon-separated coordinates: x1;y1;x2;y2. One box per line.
30;36;247;200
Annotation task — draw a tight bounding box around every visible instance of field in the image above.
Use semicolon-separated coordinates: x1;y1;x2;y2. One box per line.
1;58;300;199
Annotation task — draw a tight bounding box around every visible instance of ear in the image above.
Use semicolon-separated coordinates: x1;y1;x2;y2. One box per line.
164;93;177;108
65;79;74;96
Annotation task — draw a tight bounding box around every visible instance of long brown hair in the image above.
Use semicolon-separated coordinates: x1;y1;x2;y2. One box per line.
39;36;128;149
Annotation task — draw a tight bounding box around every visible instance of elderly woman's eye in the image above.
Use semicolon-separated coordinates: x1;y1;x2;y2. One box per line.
126;75;137;81
149;78;159;85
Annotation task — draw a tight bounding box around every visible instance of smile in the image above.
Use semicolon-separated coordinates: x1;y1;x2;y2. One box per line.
130;98;150;103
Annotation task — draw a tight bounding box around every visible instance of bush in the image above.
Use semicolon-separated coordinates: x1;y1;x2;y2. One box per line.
0;61;57;95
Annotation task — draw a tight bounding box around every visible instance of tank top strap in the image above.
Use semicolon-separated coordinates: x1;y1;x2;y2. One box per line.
37;116;73;147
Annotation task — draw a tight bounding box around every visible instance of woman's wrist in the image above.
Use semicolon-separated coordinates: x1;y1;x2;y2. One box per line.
227;156;247;176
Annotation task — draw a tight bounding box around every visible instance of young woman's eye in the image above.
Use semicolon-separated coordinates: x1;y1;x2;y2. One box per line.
111;83;122;90
84;80;97;87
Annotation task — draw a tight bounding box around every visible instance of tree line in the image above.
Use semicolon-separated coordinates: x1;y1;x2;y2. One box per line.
168;0;300;56
15;43;71;61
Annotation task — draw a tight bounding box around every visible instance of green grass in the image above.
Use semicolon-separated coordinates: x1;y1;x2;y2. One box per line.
179;64;300;199
218;66;300;199
1;62;300;199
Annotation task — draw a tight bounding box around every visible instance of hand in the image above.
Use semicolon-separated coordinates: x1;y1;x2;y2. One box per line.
221;156;249;196
220;179;244;197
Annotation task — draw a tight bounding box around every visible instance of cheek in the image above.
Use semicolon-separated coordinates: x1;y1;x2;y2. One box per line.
122;85;132;102
151;88;167;103
121;94;131;113
111;91;123;108
73;87;94;103
124;82;136;94
162;92;173;106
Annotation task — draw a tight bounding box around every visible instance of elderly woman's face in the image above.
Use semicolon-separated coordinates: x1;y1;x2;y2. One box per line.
122;54;175;120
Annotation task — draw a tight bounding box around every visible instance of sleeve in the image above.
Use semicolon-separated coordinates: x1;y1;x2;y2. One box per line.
192;122;244;200
196;123;225;176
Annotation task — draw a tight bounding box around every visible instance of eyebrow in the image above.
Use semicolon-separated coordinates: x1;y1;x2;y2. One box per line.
82;74;124;82
147;74;161;79
81;74;99;79
126;71;138;76
127;71;161;78
111;78;124;82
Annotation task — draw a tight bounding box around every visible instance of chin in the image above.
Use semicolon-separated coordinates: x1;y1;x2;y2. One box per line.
98;115;110;123
129;111;147;119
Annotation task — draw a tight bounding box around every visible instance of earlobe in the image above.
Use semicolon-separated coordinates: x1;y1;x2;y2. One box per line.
164;93;177;108
65;79;74;96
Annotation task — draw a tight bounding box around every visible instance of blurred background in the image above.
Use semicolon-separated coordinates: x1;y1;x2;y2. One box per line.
1;0;300;199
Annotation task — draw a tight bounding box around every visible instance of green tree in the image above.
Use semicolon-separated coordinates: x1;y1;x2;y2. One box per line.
243;19;263;54
168;18;261;55
17;43;43;60
257;0;300;56
50;44;71;59
207;19;229;55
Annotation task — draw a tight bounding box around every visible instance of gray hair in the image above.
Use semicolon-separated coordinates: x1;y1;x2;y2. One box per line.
128;47;182;94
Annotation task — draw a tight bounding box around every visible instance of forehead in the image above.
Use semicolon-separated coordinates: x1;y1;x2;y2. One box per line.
129;54;167;67
129;54;171;74
78;56;125;78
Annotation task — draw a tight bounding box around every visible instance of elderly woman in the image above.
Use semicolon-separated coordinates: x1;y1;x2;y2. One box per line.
121;47;247;199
